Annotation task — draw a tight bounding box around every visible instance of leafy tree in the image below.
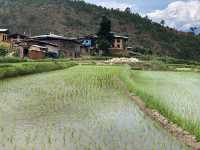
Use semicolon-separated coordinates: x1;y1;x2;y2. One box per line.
97;16;113;55
190;27;197;35
160;20;165;26
0;45;8;56
125;7;131;14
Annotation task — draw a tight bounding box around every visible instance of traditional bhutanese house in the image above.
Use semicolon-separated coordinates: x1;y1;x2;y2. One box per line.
18;39;59;58
109;34;128;56
28;45;47;59
8;33;28;49
0;29;9;42
31;34;81;58
78;35;98;55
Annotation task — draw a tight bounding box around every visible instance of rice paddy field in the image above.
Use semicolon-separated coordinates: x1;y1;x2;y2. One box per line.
130;70;200;140
0;65;188;150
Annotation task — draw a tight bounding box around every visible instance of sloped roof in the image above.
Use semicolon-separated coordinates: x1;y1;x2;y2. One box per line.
31;33;80;44
9;33;28;38
113;35;129;39
23;39;59;47
30;45;47;49
0;29;8;32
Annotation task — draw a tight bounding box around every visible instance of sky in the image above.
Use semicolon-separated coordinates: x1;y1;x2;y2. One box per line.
85;0;200;32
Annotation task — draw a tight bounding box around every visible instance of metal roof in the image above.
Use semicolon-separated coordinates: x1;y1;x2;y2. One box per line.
113;35;129;39
30;45;47;49
0;29;8;32
31;33;81;44
31;33;77;40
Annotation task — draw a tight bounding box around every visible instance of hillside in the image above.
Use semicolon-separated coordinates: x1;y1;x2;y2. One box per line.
0;0;200;60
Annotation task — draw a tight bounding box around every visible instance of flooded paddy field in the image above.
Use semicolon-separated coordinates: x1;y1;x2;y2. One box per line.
0;66;188;150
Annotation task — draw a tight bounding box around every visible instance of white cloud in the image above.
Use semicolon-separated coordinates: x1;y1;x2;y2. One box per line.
147;0;200;31
85;0;135;11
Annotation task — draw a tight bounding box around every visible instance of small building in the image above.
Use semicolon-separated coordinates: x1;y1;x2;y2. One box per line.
0;29;9;42
31;34;81;58
109;34;128;56
28;45;47;59
78;35;97;55
17;39;59;58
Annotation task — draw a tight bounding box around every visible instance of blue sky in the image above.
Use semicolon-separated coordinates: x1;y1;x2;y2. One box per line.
85;0;200;32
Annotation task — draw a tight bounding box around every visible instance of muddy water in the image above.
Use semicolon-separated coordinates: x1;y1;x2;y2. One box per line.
0;66;189;150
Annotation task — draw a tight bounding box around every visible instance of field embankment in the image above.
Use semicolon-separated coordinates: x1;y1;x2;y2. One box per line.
120;69;200;142
0;61;76;79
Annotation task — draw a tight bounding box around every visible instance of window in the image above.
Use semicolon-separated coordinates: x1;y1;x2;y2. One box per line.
117;39;120;43
3;34;7;41
117;44;120;48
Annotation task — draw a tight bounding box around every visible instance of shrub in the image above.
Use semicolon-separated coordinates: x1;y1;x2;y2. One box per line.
0;45;8;56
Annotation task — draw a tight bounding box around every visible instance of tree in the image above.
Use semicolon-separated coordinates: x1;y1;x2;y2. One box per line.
125;7;131;14
160;20;165;26
97;16;113;55
190;27;197;35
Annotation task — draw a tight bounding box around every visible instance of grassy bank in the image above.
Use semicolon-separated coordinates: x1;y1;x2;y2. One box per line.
0;61;77;79
120;68;200;141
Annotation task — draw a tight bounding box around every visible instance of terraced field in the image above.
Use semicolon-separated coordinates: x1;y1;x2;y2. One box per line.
130;70;200;140
0;66;188;149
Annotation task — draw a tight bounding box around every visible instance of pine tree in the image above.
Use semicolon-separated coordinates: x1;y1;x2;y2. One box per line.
97;16;113;56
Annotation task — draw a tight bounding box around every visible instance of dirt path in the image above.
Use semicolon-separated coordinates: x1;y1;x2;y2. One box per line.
128;93;200;150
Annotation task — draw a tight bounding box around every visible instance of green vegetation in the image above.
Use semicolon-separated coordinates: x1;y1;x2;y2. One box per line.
0;0;199;60
121;69;200;140
0;61;76;79
0;66;187;149
0;57;28;63
97;16;113;55
0;45;8;56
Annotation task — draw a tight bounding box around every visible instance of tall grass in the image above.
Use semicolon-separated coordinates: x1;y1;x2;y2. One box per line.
0;61;77;79
120;69;200;141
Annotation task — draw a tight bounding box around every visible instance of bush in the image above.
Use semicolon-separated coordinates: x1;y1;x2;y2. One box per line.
0;45;8;56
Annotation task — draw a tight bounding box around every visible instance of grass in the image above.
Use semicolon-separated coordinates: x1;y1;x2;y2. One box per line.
0;61;77;79
0;65;187;149
0;57;28;63
121;69;200;141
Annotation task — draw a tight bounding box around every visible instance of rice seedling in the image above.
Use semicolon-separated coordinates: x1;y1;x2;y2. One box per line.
128;70;200;141
0;66;188;149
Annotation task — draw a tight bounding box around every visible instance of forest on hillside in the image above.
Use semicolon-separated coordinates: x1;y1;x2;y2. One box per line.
0;0;200;60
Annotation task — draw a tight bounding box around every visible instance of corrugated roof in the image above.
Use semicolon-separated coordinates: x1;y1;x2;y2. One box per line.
113;35;129;39
31;33;80;44
30;45;47;49
0;29;8;32
31;34;77;40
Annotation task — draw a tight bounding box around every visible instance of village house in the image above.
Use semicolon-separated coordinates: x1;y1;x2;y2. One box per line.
0;29;9;42
9;33;28;49
79;33;129;56
28;45;47;59
31;34;81;58
109;33;129;56
78;35;98;55
17;39;59;59
1;28;130;59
